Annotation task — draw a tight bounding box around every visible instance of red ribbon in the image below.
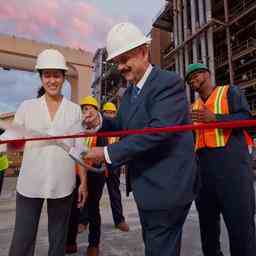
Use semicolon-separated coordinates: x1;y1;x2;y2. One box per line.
0;119;255;144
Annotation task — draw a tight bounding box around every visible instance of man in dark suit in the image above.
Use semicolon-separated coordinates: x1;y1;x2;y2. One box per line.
83;22;198;256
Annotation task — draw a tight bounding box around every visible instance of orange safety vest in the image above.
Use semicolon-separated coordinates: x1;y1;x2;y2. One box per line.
107;137;119;144
84;136;109;177
75;136;98;174
193;85;252;150
84;136;97;166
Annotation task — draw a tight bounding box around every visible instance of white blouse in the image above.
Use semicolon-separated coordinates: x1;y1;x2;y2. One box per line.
14;96;82;199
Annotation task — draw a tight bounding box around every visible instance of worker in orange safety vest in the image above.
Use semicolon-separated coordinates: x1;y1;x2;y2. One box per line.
102;102;129;232
186;63;256;256
79;96;106;256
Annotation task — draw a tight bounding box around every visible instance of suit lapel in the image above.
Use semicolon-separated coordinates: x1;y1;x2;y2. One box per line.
124;67;159;128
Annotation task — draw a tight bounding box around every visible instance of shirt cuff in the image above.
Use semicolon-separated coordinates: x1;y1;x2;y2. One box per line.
104;146;112;164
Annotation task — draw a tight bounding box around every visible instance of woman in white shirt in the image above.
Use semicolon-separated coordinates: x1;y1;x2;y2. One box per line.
8;49;86;256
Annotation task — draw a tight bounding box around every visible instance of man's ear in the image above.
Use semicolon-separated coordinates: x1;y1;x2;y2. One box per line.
141;45;149;60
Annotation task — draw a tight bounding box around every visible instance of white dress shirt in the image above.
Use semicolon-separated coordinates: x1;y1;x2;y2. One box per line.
104;64;153;164
14;96;82;199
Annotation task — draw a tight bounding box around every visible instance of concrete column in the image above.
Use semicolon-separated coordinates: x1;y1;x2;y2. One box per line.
173;0;179;72
190;0;198;62
198;0;207;64
177;0;184;78
183;0;189;67
69;65;93;103
183;0;191;101
205;0;215;84
224;0;234;85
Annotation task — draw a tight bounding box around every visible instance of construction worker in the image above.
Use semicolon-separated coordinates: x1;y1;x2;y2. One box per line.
186;63;256;256
80;96;106;256
0;129;8;195
102;102;129;232
82;22;197;256
0;152;9;195
65;164;87;254
8;49;87;256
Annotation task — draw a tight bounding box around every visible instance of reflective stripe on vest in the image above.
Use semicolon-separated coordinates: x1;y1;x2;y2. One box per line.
193;86;231;150
83;136;97;167
84;137;97;149
108;137;119;144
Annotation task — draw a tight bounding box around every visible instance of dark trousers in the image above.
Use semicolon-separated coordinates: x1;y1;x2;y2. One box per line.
66;177;80;246
87;172;105;247
138;203;191;256
106;168;125;225
9;192;73;256
195;172;256;256
0;171;4;195
79;205;89;225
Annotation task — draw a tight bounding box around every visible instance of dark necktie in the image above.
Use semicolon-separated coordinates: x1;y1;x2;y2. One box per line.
131;86;140;103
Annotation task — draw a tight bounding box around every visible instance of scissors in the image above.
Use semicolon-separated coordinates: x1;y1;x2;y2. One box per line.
0;120;104;173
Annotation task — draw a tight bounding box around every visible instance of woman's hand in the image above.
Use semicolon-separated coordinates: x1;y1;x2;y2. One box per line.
77;183;87;208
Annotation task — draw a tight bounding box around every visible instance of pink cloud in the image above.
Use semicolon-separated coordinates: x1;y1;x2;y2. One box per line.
0;3;17;19
0;0;119;52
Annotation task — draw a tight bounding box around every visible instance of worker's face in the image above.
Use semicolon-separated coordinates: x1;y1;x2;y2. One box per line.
113;46;149;85
81;105;97;115
103;110;116;118
188;71;209;92
41;69;65;97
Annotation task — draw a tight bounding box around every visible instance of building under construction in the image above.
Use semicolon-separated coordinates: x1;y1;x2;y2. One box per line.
151;0;256;112
91;48;127;107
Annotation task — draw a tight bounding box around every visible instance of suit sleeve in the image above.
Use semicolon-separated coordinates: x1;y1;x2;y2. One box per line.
216;85;251;121
107;74;189;165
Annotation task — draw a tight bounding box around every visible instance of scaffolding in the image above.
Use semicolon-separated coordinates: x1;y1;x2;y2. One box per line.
152;0;256;112
91;48;127;107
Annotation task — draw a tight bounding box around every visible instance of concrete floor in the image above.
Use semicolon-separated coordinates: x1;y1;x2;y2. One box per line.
1;176;254;256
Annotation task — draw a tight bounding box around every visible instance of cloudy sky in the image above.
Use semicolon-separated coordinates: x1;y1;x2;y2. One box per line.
0;0;165;113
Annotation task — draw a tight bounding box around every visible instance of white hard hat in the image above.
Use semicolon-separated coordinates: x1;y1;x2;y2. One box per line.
35;49;68;71
106;22;151;61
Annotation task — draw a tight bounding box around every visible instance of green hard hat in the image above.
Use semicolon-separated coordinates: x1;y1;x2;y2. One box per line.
185;63;209;82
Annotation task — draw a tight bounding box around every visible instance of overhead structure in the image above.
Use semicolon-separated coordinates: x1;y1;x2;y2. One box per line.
91;48;127;106
151;0;256;113
0;34;93;102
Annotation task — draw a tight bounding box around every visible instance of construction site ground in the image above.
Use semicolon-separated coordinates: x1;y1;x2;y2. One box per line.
1;176;255;256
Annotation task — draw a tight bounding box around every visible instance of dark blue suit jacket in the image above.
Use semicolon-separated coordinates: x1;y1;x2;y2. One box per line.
102;67;198;210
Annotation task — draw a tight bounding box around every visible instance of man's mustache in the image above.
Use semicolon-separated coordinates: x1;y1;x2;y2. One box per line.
120;67;132;75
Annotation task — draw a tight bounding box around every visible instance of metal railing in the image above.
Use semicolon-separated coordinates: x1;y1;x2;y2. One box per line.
215;38;256;67
230;0;256;17
234;67;256;83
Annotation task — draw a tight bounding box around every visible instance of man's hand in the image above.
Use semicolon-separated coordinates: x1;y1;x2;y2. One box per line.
83;108;101;129
83;147;105;165
192;105;216;123
77;184;87;208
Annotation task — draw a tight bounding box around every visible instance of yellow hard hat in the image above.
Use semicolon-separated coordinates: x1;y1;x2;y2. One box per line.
103;102;117;112
79;96;99;110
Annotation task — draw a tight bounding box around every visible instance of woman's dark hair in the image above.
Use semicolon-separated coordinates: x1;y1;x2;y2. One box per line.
37;86;46;98
37;69;65;98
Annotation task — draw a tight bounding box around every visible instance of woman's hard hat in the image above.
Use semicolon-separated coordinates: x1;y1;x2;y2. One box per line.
35;49;68;71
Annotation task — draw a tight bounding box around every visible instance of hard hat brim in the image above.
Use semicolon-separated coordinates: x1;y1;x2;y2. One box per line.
185;68;209;82
107;37;151;61
35;66;68;71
